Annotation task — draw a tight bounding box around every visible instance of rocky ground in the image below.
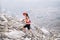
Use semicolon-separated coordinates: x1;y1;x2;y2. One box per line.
0;14;60;40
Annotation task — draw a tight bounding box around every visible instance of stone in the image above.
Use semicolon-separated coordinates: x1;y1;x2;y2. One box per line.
55;38;60;40
0;14;60;40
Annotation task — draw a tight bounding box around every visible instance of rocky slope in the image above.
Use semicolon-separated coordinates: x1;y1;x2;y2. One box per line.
0;14;60;40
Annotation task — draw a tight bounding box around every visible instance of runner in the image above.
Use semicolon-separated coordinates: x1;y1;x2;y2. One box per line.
22;12;32;33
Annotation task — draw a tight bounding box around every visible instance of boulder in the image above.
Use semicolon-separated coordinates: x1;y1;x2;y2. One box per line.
0;14;60;40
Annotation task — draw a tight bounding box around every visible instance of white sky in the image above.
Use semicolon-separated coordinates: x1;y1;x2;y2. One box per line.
1;0;60;9
0;0;60;18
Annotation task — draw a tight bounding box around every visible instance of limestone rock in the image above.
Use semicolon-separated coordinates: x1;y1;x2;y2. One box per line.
0;14;60;40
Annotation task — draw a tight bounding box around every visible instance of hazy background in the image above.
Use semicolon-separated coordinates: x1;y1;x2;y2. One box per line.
0;0;60;32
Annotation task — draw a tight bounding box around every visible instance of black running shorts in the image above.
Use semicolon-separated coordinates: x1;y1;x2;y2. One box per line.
24;24;30;30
